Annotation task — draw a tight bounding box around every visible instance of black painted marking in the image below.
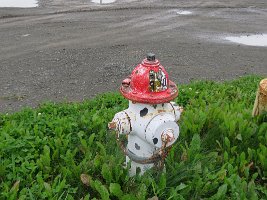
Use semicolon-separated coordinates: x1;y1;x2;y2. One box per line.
152;105;157;109
162;103;164;107
135;143;140;150
136;167;141;174
140;108;148;117
153;138;158;144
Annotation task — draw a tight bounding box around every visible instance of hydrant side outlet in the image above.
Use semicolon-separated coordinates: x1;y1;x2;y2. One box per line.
109;54;182;176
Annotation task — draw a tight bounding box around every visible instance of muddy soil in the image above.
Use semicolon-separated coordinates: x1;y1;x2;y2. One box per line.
0;0;267;112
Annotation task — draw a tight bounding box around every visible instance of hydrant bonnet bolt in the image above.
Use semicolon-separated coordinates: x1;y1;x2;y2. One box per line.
147;53;156;61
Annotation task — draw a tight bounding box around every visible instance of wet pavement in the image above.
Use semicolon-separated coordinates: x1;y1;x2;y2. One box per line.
0;0;267;112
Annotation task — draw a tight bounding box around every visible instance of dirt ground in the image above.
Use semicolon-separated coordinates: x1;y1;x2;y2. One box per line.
0;0;266;112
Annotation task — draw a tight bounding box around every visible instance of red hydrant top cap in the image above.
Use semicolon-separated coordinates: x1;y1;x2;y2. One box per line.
120;54;178;104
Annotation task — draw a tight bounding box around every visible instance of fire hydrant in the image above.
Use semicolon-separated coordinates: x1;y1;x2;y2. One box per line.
108;53;183;176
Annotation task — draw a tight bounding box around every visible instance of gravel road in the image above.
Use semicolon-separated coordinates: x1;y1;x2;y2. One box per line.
0;0;267;112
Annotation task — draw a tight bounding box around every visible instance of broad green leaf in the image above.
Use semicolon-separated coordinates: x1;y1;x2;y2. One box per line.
213;184;227;199
109;183;123;197
94;180;110;200
176;183;187;191
102;163;112;183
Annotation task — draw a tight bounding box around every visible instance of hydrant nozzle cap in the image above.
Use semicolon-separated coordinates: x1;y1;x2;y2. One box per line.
147;53;155;61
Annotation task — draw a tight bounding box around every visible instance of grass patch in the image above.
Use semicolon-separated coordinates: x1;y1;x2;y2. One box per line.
0;75;266;199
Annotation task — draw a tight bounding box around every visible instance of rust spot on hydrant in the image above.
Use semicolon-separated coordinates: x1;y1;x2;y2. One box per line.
108;121;117;130
122;78;131;87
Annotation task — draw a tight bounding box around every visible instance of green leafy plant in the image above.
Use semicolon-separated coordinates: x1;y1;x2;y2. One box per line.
0;75;266;199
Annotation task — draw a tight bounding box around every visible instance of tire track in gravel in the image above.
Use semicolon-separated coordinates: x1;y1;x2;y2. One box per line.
0;9;196;60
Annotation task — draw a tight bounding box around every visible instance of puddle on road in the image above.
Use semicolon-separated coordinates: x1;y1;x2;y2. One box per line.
91;0;116;4
0;0;38;8
225;34;267;47
176;11;192;15
22;34;31;37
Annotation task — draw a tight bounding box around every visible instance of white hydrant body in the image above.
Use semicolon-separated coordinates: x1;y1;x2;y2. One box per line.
111;101;181;175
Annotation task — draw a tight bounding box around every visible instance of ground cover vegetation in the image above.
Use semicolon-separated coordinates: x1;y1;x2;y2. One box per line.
0;75;266;199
